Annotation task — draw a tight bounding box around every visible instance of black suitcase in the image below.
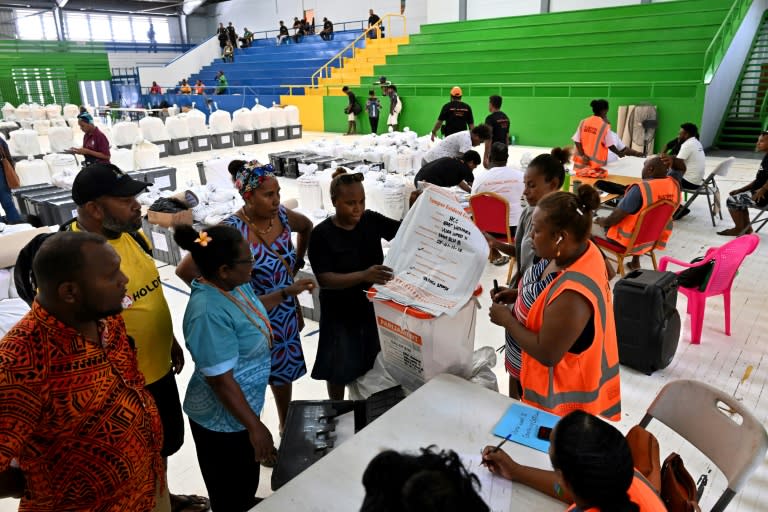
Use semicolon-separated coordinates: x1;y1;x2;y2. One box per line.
613;269;680;375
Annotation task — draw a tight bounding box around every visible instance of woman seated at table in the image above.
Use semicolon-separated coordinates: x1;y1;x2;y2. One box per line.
361;446;489;512
308;168;401;400
482;410;666;511
486;148;567;398
489;186;621;421
175;224;275;512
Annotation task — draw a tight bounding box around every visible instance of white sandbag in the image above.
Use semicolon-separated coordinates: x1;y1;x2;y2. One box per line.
33;120;51;135
14;104;31;121
165;116;191;139
16;157;52;186
44;153;79;177
283;105;300;125
66;117;80;128
18;120;33;130
202;157;234;189
317;167;336;213
186;110;208;137
1;103;16;121
380;183;405;220
209;110;232;134
296;173;323;211
9;129;41;156
133;140;161;169
45;104;62;120
269;107;288;128
48;126;74;153
50;118;67;128
252;109;271;130
364;180;384;215
29;104;46;121
251;104;268;112
113;121;141;146
137;117;169;142
232;108;254;132
110;147;135;172
62;104;80;119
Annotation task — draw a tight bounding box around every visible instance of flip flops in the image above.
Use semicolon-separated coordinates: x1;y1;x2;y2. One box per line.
170;493;210;512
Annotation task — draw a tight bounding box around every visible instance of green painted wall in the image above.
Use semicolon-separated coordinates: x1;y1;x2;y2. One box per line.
0;43;110;106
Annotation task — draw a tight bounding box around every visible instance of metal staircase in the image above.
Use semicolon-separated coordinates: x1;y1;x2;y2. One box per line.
716;10;768;150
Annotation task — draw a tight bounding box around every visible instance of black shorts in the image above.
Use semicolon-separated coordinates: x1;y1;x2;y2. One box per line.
145;369;184;457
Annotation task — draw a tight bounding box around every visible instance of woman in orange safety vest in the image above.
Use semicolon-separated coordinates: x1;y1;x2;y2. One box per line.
572;99;627;179
482;410;666;512
489;186;621;421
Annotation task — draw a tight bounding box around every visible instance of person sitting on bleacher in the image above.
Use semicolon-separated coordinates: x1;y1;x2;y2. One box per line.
223;41;234;63
239;27;253;48
320;17;334;40
179;79;192;94
718;131;768;236
276;20;290;45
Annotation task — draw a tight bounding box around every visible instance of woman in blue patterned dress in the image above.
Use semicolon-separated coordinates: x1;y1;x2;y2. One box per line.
177;161;314;435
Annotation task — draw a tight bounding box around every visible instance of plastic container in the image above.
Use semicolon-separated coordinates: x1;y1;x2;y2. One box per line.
366;286;482;392
269;107;288;128
209;110;233;134
296;173;323;211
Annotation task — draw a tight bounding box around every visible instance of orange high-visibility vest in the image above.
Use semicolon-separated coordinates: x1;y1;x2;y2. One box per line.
520;242;621;421
566;471;667;511
573;116;610;179
606;177;681;253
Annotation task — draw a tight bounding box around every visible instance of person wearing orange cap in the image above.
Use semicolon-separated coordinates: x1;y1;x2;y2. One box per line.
431;86;474;142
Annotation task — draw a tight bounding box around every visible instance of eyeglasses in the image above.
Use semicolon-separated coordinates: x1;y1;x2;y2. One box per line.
232;256;255;266
334;172;364;184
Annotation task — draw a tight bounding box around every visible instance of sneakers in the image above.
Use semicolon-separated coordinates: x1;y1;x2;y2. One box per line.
673;207;691;220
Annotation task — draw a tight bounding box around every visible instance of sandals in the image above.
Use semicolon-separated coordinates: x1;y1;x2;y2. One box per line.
491;256;510;266
170;493;210;512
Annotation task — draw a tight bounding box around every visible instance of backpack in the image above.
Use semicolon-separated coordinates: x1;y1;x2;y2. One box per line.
13;218;152;306
626;425;662;491
351;100;363;115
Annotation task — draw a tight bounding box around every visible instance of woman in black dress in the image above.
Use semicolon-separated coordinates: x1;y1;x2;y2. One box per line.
308;169;401;400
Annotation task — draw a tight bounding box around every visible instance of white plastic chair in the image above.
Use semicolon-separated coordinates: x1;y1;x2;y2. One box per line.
678;157;734;226
639;379;768;512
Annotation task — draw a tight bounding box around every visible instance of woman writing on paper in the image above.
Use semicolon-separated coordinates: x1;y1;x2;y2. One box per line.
489;186;621;420
482;410;666;511
308;168;401;400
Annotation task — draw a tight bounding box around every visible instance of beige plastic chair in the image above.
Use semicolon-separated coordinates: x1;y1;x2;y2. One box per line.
639;379;768;512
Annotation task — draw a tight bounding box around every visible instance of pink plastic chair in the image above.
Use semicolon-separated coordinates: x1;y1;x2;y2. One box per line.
659;234;759;344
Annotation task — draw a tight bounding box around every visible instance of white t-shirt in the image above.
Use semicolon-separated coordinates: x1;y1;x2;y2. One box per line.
607;130;625;163
677;136;705;185
423;131;473;163
471;165;525;227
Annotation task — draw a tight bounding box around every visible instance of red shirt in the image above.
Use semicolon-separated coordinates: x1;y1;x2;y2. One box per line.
83;126;111;164
0;302;164;511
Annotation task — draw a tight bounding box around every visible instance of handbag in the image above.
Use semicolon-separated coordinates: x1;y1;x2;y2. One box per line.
0;144;20;189
626;425;662;492
661;453;701;512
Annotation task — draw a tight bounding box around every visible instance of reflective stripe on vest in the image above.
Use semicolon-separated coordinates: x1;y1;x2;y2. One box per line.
575;116;610;168
522;270;621;415
606;177;680;250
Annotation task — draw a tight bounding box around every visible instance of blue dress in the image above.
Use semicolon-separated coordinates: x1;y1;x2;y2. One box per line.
223;206;306;385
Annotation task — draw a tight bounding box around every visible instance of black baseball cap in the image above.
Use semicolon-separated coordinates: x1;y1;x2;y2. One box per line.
72;163;149;206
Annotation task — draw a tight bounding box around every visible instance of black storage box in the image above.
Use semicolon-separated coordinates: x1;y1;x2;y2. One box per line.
211;133;234;149
233;131;255;146
169;138;192;156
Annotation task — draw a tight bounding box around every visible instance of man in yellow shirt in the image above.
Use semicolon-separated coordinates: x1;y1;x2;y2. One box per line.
70;164;210;512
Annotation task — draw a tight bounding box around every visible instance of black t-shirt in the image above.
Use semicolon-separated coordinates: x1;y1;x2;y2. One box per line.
414;157;474;187
485;111;510;144
324;20;333;31
279;25;289;36
369;14;380;26
438;101;474;137
753;153;768;191
347;91;356;106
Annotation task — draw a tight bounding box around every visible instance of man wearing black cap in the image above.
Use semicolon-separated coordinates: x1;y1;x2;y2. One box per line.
69;112;110;166
70;163;210;512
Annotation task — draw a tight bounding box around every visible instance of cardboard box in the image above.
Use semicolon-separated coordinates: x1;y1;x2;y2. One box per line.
147;209;193;228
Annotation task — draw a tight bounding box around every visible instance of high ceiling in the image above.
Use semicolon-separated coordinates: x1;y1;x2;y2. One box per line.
0;0;228;16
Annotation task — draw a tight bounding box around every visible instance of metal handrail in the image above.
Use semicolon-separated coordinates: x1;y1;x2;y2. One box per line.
250;19;370;40
309;13;407;88
703;0;752;84
759;92;768;131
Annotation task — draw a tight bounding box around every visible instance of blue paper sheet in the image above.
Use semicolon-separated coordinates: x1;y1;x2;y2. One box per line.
492;403;560;453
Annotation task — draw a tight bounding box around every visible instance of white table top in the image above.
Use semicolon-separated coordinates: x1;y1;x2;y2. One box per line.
253;374;563;511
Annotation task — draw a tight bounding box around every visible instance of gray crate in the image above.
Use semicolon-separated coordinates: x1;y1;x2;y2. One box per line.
295;269;321;322
46;197;79;225
153;140;171;158
136;166;177;191
141;218;181;265
37;192;73;224
13;183;60;215
255;128;272;144
22;188;68;219
211;132;233;149
288;125;303;139
191;135;212;152
233;131;255;146
271;126;289;141
169;138;192;156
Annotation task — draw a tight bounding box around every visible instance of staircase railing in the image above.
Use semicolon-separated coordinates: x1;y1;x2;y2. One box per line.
760;92;768;131
310;13;406;88
703;0;753;84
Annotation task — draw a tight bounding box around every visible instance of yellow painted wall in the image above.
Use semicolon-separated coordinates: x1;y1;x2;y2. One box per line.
280;95;324;131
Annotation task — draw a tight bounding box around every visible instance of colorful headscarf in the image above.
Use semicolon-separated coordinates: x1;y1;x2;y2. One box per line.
234;160;275;200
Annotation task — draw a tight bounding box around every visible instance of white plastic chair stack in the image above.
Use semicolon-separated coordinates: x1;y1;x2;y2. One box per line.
1;103;16;121
45;104;62;120
111;147;136;172
62;104;80;119
209;111;233;134
113;121;141;147
48;126;75;153
16;157;52;186
9;129;42;157
133;140;161;169
138;117;169;143
284;105;300;125
232;108;254;132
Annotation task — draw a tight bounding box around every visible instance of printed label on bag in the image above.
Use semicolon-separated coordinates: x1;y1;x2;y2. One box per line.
179;140;188;150
377;317;424;377
198;137;208;146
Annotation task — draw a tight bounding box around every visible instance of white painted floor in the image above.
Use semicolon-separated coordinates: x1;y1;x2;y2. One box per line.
1;132;767;511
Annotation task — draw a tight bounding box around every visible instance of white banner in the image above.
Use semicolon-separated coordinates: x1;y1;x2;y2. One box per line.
373;185;489;317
